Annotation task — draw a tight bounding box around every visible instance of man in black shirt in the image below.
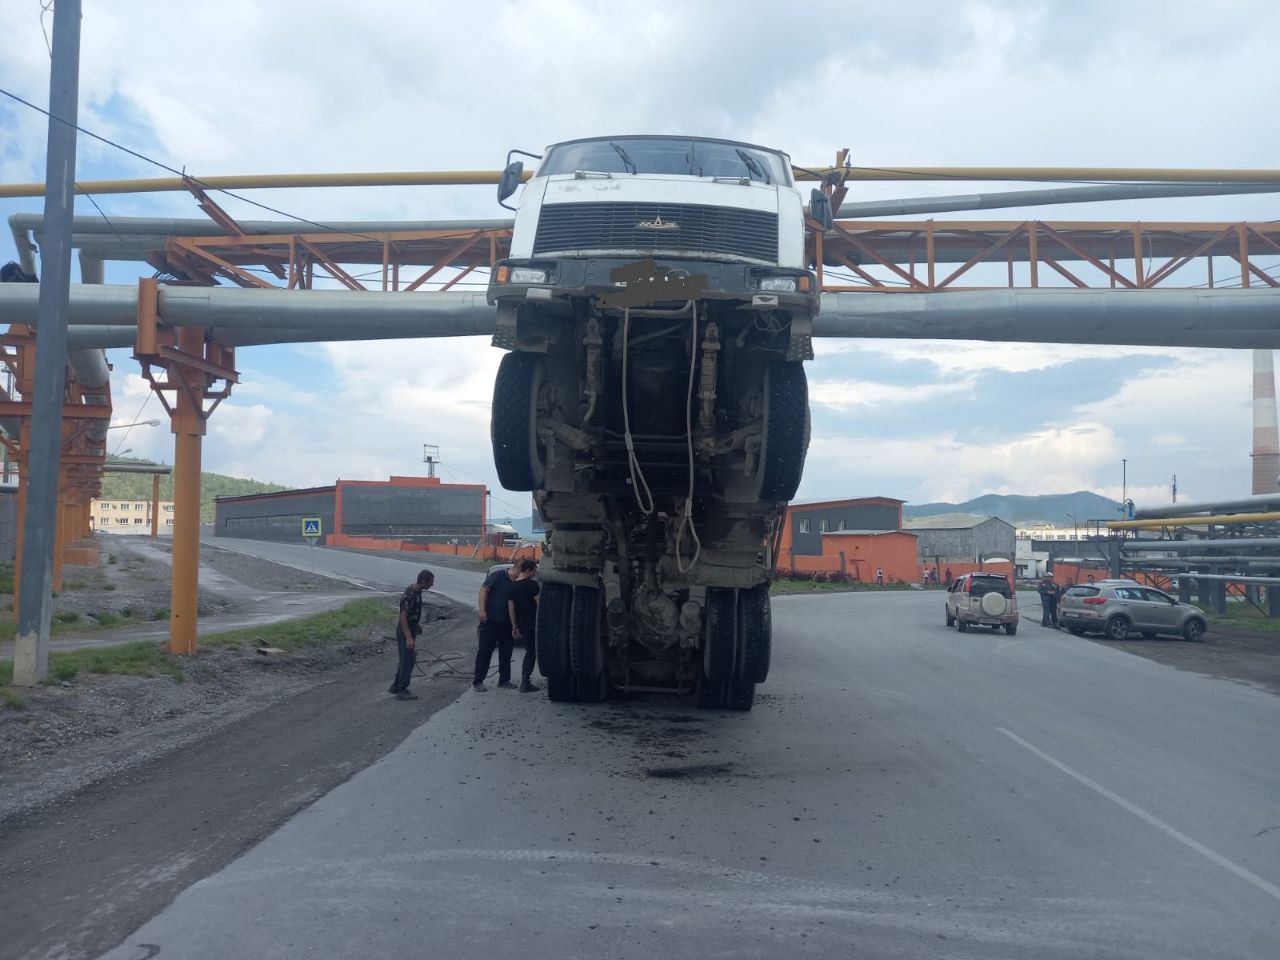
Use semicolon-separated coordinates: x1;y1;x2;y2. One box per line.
474;561;519;690
389;569;434;700
506;558;541;692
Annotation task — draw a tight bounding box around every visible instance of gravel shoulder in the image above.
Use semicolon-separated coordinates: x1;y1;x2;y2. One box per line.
1022;598;1280;696
0;596;474;960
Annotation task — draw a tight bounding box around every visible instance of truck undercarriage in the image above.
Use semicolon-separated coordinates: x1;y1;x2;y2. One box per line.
489;270;814;710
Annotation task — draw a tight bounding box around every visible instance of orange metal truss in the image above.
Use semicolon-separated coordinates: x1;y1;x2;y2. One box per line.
152;219;1280;294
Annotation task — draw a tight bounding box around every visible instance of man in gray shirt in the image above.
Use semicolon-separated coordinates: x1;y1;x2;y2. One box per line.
474;561;519;690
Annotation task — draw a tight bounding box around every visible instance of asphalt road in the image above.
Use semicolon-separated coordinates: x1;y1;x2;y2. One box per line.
200;533;487;606
96;543;1280;960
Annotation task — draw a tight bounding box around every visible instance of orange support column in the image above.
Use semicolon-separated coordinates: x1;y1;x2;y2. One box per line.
134;278;237;657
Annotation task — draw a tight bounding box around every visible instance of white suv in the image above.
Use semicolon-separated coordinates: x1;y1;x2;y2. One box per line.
945;573;1020;635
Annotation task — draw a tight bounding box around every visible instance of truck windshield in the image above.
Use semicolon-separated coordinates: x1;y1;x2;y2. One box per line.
538;138;790;185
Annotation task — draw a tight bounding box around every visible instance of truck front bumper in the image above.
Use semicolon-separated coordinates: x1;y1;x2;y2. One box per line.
487;257;818;313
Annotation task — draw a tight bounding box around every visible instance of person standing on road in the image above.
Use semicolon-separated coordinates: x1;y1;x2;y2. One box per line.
1038;574;1060;628
389;569;434;700
507;558;541;693
876;567;884;586
474;561;519;691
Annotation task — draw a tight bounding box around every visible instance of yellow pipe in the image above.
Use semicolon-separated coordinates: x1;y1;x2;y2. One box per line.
1109;511;1280;529
7;166;1280;198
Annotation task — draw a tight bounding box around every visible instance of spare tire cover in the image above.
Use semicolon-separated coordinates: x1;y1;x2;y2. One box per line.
980;592;1008;616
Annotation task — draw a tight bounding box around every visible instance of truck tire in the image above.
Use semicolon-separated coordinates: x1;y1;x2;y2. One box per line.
957;618;968;633
570;585;608;703
758;361;809;502
536;582;573;701
698;588;737;709
739;585;772;684
491;352;544;492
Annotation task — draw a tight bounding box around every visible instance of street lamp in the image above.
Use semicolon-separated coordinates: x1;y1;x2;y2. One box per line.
108;419;161;429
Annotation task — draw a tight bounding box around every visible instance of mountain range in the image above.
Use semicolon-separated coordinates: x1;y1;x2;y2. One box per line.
901;491;1125;528
505;491;1126;537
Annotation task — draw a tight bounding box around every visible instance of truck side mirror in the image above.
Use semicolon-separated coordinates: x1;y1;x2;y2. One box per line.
809;189;833;229
497;161;524;209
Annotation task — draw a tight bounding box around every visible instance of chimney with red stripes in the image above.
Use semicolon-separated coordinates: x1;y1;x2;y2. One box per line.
1252;349;1280;495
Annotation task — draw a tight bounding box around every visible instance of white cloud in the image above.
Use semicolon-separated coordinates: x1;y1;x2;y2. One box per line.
3;0;1278;507
809;376;975;410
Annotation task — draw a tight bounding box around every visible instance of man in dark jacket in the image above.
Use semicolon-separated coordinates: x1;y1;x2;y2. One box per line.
474;561;519;690
507;558;541;692
1038;575;1061;628
389;569;434;700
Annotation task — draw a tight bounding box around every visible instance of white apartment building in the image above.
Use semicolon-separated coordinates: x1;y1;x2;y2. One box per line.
91;498;176;535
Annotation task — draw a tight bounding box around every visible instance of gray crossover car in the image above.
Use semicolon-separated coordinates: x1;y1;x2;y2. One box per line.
1058;581;1207;642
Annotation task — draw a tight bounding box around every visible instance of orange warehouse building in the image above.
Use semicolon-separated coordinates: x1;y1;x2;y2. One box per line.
815;530;920;583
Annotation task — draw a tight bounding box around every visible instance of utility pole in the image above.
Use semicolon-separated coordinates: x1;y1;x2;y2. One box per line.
1171;473;1177;503
13;0;81;686
1121;459;1127;516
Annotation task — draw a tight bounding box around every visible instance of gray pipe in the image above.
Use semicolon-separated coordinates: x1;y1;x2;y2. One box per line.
104;461;171;474
1122;537;1280;552
5;283;1280;351
1133;494;1280;520
836;182;1280;219
1174;572;1280;586
812;288;1280;348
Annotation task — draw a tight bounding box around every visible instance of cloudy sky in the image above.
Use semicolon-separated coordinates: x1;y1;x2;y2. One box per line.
2;0;1278;520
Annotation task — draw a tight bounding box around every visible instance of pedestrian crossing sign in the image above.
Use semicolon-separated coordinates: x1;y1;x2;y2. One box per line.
302;517;322;538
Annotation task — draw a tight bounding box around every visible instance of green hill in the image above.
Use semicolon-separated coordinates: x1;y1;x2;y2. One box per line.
99;458;287;523
903;491;1124;527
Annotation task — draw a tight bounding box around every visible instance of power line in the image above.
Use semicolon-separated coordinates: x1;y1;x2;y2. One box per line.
0;84;388;244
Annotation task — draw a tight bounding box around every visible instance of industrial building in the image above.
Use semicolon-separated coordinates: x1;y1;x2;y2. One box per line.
904;513;1017;565
91;497;175;534
214;475;486;546
776;497;920;582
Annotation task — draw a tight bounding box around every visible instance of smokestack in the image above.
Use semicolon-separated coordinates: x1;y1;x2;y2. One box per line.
1252;349;1280;495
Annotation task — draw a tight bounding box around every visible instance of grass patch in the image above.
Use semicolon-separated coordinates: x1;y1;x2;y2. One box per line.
0;640;185;687
204;598;394;651
0;564;14;594
1193;601;1280;634
54;611;81;625
2;688;25;710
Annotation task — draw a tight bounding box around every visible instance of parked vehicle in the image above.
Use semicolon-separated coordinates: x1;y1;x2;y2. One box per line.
945;573;1019;634
1058;583;1207;641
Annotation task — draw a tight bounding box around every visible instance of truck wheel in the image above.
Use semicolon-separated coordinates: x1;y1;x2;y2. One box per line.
491;352;544;492
698;588;737;709
536;582;573;701
1004;623;1017;636
739;585;771;684
945;607;955;627
957;619;968;633
757;361;809;502
570;585;608;703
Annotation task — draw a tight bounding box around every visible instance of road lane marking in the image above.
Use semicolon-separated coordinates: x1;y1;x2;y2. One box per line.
992;640;1025;653
998;726;1280;903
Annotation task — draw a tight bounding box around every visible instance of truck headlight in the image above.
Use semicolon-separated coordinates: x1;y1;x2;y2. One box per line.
510;266;549;284
757;276;797;293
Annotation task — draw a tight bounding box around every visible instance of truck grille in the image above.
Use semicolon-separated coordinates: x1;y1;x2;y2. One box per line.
533;202;778;263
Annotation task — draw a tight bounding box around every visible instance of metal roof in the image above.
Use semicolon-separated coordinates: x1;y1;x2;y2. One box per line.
820;529;916;537
903;513;1000;530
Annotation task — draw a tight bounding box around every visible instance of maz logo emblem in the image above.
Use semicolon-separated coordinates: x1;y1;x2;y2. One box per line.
635;215;680;231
